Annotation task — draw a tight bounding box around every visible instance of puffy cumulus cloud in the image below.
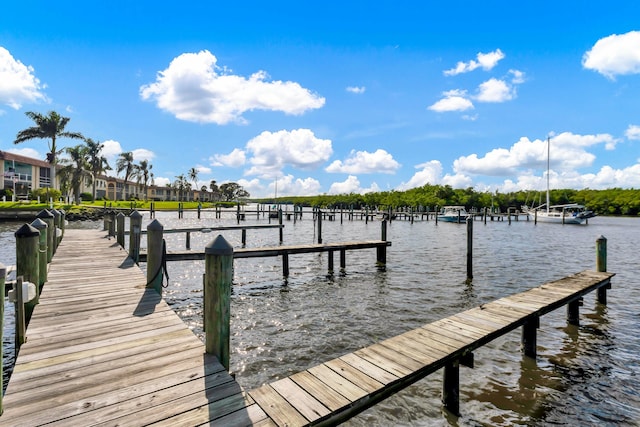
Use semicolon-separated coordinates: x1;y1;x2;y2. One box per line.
153;177;171;187
325;149;400;174
132;148;155;161
396;160;443;190
236;178;263;197
428;89;474;112
101;140;124;167
269;175;321;197
196;165;212;174
327;175;380;195
7;147;41;159
475;78;514;102
396;161;472;191
140;50;325;124
625;124;640;140
245;129;332;178
0;47;48;109
583;31;640;79
454;132;617;177
210;148;246;167
346;86;366;94
497;161;640;192
444;49;505;76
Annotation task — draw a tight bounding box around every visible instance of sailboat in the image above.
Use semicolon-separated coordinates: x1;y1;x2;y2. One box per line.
522;137;596;224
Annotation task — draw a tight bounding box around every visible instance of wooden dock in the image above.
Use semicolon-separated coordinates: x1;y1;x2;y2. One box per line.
0;229;269;426
1;229;614;426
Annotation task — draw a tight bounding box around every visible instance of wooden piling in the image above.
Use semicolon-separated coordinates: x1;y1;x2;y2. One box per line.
317;208;323;244
279;209;284;243
328;250;334;275
51;209;61;251
116;212;125;248
442;359;460;416
466;217;473;280
129;210;143;263
37;209;54;263
521;316;539;358
377;220;387;266
204;235;233;371
0;263;5;414
567;299;580;325
146;219;164;294
15;223;40;322
107;210;116;237
30;218;48;296
596;235;608;304
15;276;26;349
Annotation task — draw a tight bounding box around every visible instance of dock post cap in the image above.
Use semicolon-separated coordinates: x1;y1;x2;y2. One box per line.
51;209;61;217
205;235;233;255
0;262;5;277
596;235;607;241
116;212;125;218
15;223;40;238
30;218;48;229
147;219;164;231
129;210;142;219
36;209;54;218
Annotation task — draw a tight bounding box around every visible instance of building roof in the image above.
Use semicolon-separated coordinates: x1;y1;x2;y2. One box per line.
0;150;51;168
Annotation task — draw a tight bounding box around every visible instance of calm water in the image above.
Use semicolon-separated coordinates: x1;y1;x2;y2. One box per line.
1;208;639;426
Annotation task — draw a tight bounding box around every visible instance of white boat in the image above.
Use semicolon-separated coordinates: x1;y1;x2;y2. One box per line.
437;206;470;223
522;137;596;225
523;202;596;224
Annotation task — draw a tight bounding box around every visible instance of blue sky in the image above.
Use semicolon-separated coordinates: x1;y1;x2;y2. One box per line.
1;1;640;198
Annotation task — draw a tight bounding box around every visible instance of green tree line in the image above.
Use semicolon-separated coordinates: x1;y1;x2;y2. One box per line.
255;184;640;216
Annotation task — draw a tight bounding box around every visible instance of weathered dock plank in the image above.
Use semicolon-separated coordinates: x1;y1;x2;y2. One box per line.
0;229;244;426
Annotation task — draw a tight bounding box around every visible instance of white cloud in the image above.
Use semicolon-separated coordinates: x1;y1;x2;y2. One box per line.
453;132;617;177
271;175;321;196
0;47;48;109
196;165;212;174
428;89;474;112
210;148;246;167
396;160;443;190
475;78;514;102
325;149;400;174
509;69;525;84
7;147;41;159
132;148;155;162
346;86;366;94
583;31;640;79
327;175;380;195
101;140;123;167
444;49;505;76
245;129;332;178
140;50;325;124
153;177;171;187
236;178;263;197
396;160;472;190
625;124;640;140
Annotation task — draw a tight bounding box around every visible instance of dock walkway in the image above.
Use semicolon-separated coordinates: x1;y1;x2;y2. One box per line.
1;229;614;426
0;229;269;426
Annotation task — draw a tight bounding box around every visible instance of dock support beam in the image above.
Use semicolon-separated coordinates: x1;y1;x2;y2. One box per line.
466;217;473;280
282;253;290;277
567;299;580;325
377;220;387;267
596;235;609;304
129;210;142;264
116;212;125;248
146;219;165;294
442;359;460;416
0;263;4;415
521;316;539;358
204;235;233;371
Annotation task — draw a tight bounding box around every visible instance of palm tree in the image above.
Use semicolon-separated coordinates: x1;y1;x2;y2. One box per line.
209;179;220;201
58;144;90;204
116;152;134;200
14;111;85;190
84;138;110;200
132;160;153;201
188;167;199;199
174;174;188;201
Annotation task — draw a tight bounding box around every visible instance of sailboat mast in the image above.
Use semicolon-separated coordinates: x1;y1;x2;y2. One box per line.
546;136;550;213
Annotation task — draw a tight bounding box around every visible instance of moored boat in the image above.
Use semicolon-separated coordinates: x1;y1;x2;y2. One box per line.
437;206;470;223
